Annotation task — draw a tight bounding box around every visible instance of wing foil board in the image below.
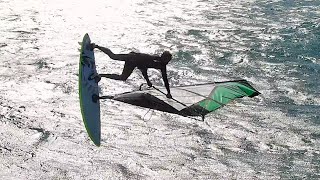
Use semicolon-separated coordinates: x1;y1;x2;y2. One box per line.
79;33;101;146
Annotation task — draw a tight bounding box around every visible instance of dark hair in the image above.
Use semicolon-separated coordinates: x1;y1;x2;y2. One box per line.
161;51;172;59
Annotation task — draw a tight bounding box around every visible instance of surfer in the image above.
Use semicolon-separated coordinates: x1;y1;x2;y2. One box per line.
91;44;173;98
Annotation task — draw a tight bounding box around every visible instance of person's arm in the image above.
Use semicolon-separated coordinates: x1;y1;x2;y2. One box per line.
95;45;131;61
161;67;172;98
140;68;152;87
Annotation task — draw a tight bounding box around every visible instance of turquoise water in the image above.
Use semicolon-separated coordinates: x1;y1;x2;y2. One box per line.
0;0;319;179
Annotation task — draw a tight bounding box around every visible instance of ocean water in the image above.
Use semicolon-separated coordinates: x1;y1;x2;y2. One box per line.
0;0;319;179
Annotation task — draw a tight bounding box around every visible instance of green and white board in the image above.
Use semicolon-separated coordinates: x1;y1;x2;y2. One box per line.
79;33;100;146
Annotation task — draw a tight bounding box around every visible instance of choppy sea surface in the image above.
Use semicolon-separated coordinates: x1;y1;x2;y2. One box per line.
0;0;319;179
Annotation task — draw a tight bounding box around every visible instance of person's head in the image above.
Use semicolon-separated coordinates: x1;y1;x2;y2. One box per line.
160;51;172;64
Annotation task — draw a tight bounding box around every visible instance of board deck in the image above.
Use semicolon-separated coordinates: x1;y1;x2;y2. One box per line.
79;33;101;146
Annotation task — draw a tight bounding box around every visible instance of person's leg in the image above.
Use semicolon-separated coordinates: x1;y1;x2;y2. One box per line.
100;62;135;81
93;45;131;61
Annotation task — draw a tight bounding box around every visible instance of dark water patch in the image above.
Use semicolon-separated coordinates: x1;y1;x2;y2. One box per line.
204;12;222;21
214;51;234;65
254;0;320;21
246;20;320;124
53;82;74;94
0;135;36;160
51;109;66;118
33;60;49;69
186;29;209;39
2;114;26;129
10;30;35;35
218;147;318;179
146;19;166;27
116;164;144;180
301;137;312;144
0;101;13;110
270;95;296;107
289;63;320;79
239;138;258;153
61;128;79;139
0;100;36;130
149;164;170;172
170;16;184;23
250;2;320;61
134;151;150;157
247;1;320;77
180;151;196;162
39;161;71;179
265;24;320;64
26;58;52;70
198;148;216;161
192;128;226;145
174;49;202;66
277;151;309;179
310;155;320;179
261;0;320;13
7;28;39;44
30;13;38;23
6;14;21;22
29;127;45;133
270;102;320;125
0;145;12;153
285;105;320;124
165;29;179;39
165;29;207;52
310;132;320;140
266;141;290;152
0;43;7;48
32;27;40;31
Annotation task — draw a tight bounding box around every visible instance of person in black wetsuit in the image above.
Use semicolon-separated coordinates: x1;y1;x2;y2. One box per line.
92;44;173;98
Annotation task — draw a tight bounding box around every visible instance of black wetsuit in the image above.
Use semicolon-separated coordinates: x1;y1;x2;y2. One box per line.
96;46;171;96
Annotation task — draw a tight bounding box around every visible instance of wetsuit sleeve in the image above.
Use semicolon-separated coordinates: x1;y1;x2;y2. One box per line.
161;67;171;96
96;46;132;61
